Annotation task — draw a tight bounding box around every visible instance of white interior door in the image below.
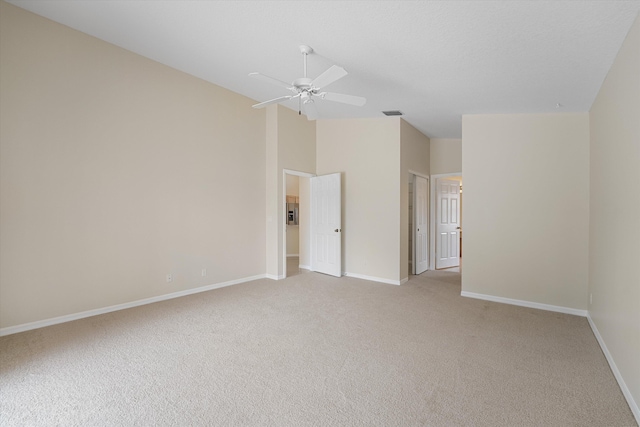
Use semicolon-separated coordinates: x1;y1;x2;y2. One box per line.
436;178;460;269
415;176;429;274
311;173;341;277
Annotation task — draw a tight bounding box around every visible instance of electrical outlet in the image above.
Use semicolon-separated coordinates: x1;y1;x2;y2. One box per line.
166;274;173;283
201;268;207;277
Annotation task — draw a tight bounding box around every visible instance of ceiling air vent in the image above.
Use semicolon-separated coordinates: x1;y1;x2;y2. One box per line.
382;110;403;116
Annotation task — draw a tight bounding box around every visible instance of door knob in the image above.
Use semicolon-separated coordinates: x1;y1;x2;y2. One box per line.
457;226;461;229
334;229;341;232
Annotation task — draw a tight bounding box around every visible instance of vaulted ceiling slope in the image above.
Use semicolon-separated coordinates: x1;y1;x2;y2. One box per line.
8;1;640;138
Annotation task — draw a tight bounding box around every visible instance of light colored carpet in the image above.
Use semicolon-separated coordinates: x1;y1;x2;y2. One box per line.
0;271;636;426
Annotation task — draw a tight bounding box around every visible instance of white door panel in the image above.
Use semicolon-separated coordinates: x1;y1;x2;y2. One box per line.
436;179;460;269
311;173;341;277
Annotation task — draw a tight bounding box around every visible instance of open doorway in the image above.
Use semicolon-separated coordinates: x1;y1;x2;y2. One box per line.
283;169;314;278
430;173;462;271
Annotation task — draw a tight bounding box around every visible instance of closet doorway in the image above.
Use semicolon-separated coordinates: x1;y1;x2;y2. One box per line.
283;169;314;278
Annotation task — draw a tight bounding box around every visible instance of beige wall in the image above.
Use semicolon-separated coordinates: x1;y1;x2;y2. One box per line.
265;105;315;278
286;174;299;197
316;118;401;282
286;227;299;256
0;2;266;328
400;120;430;280
461;113;590;310
265;107;279;279
430;139;462;175
589;13;640;415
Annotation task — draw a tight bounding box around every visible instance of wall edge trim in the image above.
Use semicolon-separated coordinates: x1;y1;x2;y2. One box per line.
344;272;402;286
460;291;588;317
587;313;640;424
0;274;268;337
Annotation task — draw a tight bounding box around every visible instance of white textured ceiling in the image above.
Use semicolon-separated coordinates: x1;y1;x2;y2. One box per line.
8;1;640;138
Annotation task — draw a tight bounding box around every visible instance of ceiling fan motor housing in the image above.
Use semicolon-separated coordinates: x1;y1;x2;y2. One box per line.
293;77;314;92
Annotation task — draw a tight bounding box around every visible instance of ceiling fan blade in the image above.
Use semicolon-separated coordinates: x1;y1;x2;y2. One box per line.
304;101;318;121
321;92;367;107
311;65;348;90
252;96;293;109
249;72;292;90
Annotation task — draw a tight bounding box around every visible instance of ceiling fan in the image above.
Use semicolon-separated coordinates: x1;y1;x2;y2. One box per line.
249;45;366;120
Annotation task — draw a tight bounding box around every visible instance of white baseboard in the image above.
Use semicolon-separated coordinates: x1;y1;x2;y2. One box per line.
265;274;285;280
299;264;311;270
0;274;268;337
286;254;299;258
400;277;409;285
344;272;403;286
460;291;588;317
587;313;640;423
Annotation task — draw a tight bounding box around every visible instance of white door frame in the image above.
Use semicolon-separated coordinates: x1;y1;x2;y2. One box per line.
409;170;429;274
283;169;315;278
430;172;461;271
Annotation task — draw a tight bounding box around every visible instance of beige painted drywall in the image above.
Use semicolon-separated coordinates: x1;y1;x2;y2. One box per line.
278;106;316;175
265;105;315;278
286;227;299;256
286;174;299;197
461;113;589;310
0;2;266;328
589;13;640;414
316;118;401;282
430;139;462;175
265;107;279;278
400;120;430;280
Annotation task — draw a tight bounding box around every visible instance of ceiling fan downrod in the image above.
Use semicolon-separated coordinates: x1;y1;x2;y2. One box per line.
300;45;313;78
